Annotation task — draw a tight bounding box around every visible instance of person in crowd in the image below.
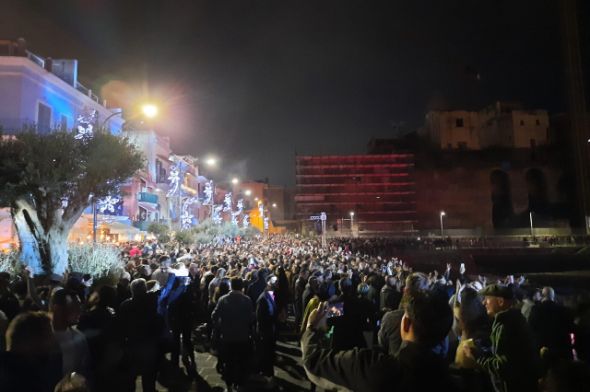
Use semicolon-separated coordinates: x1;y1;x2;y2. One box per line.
463;284;540;392
521;287;542;321
49;289;90;379
274;266;290;323
378;272;430;356
115;272;132;310
302;291;457;392
211;277;255;392
117;278;163;392
163;266;197;376
247;267;269;305
453;286;491;369
208;267;227;301
77;286;119;390
0;311;62;391
293;266;309;328
0;272;20;321
529;286;575;363
300;276;322;334
329;277;368;350
380;275;402;313
152;255;173;288
256;274;279;383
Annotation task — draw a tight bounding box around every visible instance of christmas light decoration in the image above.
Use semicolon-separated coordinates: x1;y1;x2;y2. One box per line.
75;109;97;140
212;205;223;224
167;165;180;197
181;197;198;229
231;199;244;225
97;195;120;214
203;180;213;205
223;192;233;212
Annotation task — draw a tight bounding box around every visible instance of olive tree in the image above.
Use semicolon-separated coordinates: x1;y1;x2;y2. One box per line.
0;130;143;276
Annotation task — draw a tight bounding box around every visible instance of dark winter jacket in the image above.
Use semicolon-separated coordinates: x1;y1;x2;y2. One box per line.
477;308;539;392
302;327;459;392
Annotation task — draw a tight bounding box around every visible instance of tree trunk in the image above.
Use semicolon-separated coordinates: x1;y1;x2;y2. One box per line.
11;200;71;277
12;207;43;274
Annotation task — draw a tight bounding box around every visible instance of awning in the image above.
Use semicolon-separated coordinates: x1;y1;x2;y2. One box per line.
138;202;159;213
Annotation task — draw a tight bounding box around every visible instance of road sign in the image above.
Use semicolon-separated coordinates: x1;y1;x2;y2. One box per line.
310;212;327;221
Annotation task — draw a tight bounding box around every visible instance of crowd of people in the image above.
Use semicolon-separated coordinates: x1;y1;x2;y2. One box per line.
0;234;589;392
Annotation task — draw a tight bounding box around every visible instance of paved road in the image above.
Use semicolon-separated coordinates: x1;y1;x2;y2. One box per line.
144;338;318;391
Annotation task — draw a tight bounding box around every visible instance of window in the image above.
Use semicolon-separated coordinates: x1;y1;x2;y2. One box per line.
447;143;452;149
530;139;536;149
455;118;464;127
520;120;525;126
60;115;68;131
156;160;164;183
37;102;51;134
458;142;468;150
536;119;540;126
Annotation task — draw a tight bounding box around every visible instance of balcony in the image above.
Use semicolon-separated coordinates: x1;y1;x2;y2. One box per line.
138;192;159;204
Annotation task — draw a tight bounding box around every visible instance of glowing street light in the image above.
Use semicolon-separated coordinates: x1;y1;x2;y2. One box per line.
254;197;259;201
204;157;217;167
245;189;252;196
141;103;159;118
349;211;355;230
440;211;446;237
231;177;239;185
272;203;277;208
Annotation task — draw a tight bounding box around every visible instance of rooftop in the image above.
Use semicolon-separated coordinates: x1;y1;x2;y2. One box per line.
0;38;106;107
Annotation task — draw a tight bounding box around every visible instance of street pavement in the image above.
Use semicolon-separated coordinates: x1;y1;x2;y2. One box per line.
144;337;319;391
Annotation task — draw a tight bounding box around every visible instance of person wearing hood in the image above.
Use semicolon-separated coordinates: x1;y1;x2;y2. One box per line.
247;268;269;305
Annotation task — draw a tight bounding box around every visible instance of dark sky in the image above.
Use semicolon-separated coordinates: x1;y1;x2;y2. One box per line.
1;0;585;185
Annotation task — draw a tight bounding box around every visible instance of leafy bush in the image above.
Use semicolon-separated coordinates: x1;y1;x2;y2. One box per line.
174;229;194;246
147;222;171;243
190;219;259;244
68;244;123;277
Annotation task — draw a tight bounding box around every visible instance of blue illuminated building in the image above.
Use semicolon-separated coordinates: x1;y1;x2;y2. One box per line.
0;39;124;135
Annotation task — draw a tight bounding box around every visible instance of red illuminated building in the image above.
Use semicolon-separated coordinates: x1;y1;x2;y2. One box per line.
295;154;416;233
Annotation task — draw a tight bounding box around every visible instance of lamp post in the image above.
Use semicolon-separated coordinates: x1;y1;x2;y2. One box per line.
349;211;355;231
440;211;446;237
529;211;534;238
99;103;158;130
92;196;97;243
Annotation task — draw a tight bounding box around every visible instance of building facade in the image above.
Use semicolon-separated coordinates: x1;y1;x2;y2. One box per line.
421;102;549;151
0;39;124;135
295;154;417;234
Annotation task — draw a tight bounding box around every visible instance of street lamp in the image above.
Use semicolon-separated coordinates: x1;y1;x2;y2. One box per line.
141;103;158;118
100;102;159;130
245;189;252;196
204;157;217;167
529;211;534;238
272;203;277;208
349;211;355;230
231;177;239;185
440;211;446;237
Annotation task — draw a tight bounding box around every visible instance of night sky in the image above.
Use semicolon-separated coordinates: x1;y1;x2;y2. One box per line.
2;0;586;185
